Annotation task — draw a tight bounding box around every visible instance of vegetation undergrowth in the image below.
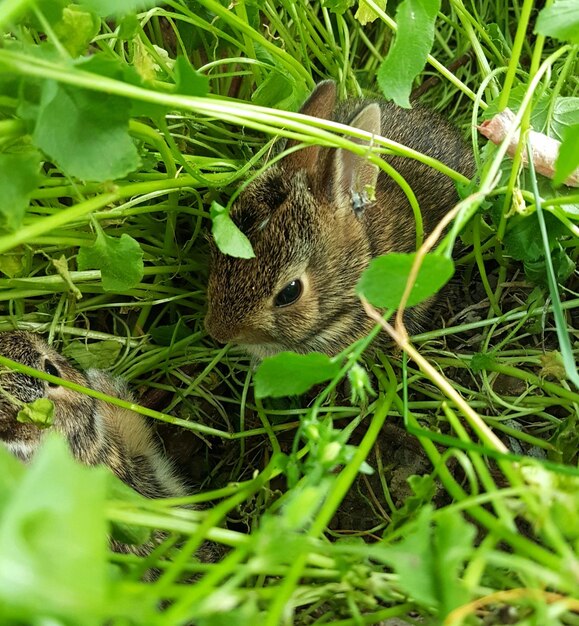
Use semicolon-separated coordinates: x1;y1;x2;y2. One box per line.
0;0;578;624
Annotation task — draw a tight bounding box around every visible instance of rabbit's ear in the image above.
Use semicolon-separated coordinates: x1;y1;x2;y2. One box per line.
327;103;381;214
282;81;337;174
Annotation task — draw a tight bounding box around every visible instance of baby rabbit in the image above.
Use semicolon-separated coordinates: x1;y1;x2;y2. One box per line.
205;80;475;358
0;330;185;499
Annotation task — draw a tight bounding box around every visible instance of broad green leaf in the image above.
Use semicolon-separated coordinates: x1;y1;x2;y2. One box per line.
484;85;551;131
357;252;454;308
197;599;261;626
0;436;108;623
389;474;436;529
522;464;579;541
210;201;255;259
524;246;575;287
26;0;68;28
470;352;497;374
554;123;579;186
375;506;474;614
79;0;162;18
484;23;511;58
53;5;100;57
251;71;294;109
0;151;42;231
284;483;329;530
377;0;441;108
133;38;158;82
77;229;144;292
106;474;152;546
376;507;438;606
251;46;309;111
540;350;566;381
17;398;54;429
355;0;386;24
321;0;356;14
76;52;166;119
63;339;123;369
552;98;579;141
433;509;476;615
33;79;140;182
149;321;193;346
174;56;209;96
0;253;25;278
0;447;25;512
535;0;579;43
118;13;140;39
254;352;341;398
503;212;569;262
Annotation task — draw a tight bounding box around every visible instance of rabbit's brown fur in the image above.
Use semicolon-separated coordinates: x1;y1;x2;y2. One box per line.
0;330;184;498
205;81;475;357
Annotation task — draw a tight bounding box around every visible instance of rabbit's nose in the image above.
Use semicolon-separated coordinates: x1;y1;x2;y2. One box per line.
205;313;269;346
204;313;235;344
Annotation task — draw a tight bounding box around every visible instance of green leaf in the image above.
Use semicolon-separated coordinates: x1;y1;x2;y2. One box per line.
348;362;375;405
53;5;100;57
0;436;108;623
197;599;261;626
17;398;54;429
321;0;356;14
77;229;144;292
26;0;68;29
0;151;42;231
0;252;25;278
484;23;511;58
357;252;454;308
210;201;255;259
79;0;162;18
470;352;496;374
552;98;579;141
254;352;341;398
106;473;152;546
355;0;386;25
284;483;329;530
535;0;579;43
0;447;25;514
377;0;441;108
251;71;293;109
376;507;438;606
503;211;569;262
554;123;579;186
33;79;140;182
63;340;122;369
433;509;476;615
484;85;551;130
174;56;209;96
388;474;436;530
375;506;474;614
524;245;575;287
149;321;193;346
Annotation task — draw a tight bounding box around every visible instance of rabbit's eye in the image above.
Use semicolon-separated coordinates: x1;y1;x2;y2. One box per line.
43;359;60;387
274;280;303;307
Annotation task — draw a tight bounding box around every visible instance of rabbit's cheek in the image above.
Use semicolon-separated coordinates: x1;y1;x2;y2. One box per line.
0;413;43;461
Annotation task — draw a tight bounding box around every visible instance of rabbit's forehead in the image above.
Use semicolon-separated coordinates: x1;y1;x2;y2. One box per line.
0;331;82;383
231;168;312;240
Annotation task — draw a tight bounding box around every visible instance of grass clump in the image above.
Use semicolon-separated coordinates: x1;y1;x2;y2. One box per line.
0;0;578;624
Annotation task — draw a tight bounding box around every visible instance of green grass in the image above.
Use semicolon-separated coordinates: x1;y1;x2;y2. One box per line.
0;0;578;624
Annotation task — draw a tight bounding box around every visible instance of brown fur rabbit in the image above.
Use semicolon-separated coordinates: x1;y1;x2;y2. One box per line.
0;330;225;574
205;80;475;358
0;330;185;499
